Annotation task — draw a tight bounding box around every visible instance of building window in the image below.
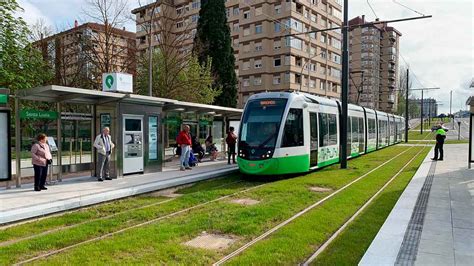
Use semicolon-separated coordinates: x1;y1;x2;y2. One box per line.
275;4;281;14
274;57;281;67
255;42;263;51
191;14;199;23
254;76;262;85
273;75;281;84
243;78;250;87
243;43;250;53
284;55;291;65
243;10;250;19
233;7;239;16
233;23;239;32
274;22;281;32
254;59;262;68
192;0;200;9
243;61;250;70
255;24;262;34
243;27;250;36
273;40;281;50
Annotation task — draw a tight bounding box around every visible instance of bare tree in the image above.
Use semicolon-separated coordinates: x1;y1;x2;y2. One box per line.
81;0;136;89
29;18;54;42
134;0;200;97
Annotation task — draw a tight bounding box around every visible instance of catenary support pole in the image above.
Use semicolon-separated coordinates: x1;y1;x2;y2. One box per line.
420;90;424;134
405;68;409;142
340;0;349;169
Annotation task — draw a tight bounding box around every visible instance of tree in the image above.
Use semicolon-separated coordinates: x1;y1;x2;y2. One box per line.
29;18;53;42
0;0;53;93
193;0;237;107
136;50;220;104
82;0;136;89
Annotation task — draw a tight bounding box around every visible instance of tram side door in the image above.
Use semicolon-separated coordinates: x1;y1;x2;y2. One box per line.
310;113;318;167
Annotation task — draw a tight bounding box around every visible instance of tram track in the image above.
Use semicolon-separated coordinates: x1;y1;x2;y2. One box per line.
13;181;267;265
212;145;419;265
0;179;244;248
301;145;428;265
7;144;428;265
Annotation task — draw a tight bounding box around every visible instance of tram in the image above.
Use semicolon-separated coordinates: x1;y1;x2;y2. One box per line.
237;92;405;175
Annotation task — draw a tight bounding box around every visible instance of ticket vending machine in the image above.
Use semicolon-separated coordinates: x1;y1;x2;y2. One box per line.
123;115;144;174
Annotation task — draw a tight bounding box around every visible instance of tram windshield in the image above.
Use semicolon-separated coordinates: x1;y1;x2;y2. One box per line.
239;99;287;149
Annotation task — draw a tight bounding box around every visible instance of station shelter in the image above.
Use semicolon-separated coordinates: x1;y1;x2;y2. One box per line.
3;85;242;188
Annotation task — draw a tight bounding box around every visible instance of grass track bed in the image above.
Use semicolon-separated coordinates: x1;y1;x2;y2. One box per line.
3;146;415;265
223;147;426;265
314;147;429;264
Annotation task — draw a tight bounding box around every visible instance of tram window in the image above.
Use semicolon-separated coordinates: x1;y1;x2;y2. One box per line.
282;108;304;147
368;119;376;139
240;99;287;148
318;113;328;147
351;117;358;143
359;117;365;143
328;114;337;145
310;113;318;150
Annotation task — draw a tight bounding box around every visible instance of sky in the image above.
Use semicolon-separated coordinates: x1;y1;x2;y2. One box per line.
16;0;473;113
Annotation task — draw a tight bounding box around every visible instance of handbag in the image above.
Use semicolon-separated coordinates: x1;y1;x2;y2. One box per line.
47;159;53;165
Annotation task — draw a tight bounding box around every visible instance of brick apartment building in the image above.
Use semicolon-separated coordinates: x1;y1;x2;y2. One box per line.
34;21;136;90
348;15;401;113
132;0;343;107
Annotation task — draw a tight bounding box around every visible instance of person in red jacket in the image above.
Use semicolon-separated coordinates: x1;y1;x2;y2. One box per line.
176;124;192;171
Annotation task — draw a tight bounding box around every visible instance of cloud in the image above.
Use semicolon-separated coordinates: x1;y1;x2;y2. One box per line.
17;0;53;26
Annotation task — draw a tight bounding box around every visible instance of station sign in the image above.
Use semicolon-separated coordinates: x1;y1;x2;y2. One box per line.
0;94;8;104
20;109;58;120
102;73;133;93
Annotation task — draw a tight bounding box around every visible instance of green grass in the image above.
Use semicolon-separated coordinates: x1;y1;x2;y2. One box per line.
408;130;433;140
445;139;469;144
224;147;426;265
0;146;427;265
412;119;448;130
314;147;429;265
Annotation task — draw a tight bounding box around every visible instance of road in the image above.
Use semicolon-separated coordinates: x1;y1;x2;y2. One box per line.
446;118;470;140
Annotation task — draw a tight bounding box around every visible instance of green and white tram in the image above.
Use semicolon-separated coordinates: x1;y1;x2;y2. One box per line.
237;92;405;175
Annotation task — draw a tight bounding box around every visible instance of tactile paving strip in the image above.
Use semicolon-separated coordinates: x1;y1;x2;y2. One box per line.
395;161;437;266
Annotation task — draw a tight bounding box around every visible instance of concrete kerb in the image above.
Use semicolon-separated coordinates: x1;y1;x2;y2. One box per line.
359;147;434;266
0;167;238;225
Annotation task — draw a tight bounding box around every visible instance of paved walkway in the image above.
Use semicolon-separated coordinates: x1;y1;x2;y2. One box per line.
0;161;238;225
360;144;473;266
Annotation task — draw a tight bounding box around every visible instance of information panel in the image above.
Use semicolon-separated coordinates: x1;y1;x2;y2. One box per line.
0;110;11;181
148;116;158;160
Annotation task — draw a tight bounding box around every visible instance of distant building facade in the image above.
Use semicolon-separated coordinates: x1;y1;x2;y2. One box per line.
132;0;343;107
410;98;438;118
34;21;136;90
348;15;401;113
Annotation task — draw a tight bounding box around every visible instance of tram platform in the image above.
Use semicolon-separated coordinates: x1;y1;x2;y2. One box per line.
0;160;238;225
360;144;473;266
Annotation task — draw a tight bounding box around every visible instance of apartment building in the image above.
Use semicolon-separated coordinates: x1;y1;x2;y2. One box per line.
34;21;136;90
132;0;343;107
410;98;438;118
348;15;401;113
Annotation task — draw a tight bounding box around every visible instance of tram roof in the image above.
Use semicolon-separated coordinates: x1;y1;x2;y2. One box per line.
16;85;243;118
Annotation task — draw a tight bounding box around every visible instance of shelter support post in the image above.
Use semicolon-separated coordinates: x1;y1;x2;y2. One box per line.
15;97;21;188
56;102;62;182
91;104;96;177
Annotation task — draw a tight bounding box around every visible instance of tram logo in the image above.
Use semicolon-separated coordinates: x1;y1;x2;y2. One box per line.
251;149;255;154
